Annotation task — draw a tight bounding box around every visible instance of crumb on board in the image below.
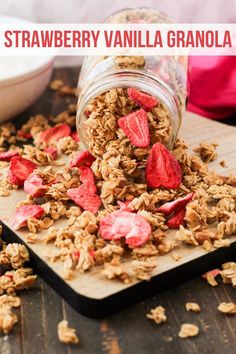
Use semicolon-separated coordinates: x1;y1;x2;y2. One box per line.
220;160;227;168
202;269;220;287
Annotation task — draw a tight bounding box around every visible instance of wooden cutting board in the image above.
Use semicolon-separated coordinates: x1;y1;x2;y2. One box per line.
1;111;236;318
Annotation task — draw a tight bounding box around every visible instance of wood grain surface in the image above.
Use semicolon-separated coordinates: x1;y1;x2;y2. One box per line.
0;67;236;354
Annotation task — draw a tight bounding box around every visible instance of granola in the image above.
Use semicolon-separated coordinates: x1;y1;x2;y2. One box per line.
57;320;79;344
0;306;18;334
186;302;200;312
178;323;199;338
217;302;236;315
220;262;236;287
146;306;167;324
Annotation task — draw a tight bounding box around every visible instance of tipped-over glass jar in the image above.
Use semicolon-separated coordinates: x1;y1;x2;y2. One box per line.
76;8;188;158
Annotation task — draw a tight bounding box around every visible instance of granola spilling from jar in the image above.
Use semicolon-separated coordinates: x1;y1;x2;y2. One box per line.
0;76;236;289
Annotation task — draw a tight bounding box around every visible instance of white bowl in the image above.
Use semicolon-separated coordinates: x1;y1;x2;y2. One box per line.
0;16;54;122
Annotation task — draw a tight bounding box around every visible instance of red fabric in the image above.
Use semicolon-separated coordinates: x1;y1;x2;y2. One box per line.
187;56;236;119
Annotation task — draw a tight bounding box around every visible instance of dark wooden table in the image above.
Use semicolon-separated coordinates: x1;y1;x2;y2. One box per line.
1;67;236;354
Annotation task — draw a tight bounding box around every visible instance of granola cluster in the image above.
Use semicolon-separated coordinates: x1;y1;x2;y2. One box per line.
203;262;236;288
57;320;79;344
0;231;36;333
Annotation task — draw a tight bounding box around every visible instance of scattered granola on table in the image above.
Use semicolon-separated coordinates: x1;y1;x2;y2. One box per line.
178;323;199;339
220;262;236;287
57;320;79;344
193;141;218;162
146;305;167;325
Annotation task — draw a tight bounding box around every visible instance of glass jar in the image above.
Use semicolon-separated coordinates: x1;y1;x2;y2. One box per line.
76;8;188;157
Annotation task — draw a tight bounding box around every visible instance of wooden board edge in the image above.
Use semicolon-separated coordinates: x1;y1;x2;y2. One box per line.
1;221;236;319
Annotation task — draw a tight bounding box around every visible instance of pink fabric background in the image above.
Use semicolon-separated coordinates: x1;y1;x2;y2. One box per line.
188;56;236;119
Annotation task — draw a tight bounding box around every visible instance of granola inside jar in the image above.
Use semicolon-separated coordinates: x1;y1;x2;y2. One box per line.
76;8;188;157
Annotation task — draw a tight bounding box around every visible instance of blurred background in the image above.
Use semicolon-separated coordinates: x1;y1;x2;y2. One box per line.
1;0;236;66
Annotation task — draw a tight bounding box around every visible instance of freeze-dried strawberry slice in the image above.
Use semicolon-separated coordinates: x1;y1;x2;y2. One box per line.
8;156;37;186
70;151;95;168
157;193;194;215
17;130;32;139
118;109;150;148
39;124;71;145
72;249;95;261
146;143;182;189
70;131;80;142
0;150;19;162
79;166;96;189
127;88;158;111
44;147;58;160
78;181;97;195
202;269;221;281
12;204;44;230
24;174;47;198
67;189;101;214
99;211;151;247
117;200;133;212
167;206;186;229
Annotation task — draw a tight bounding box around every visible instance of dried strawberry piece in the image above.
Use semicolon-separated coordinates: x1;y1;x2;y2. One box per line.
24;174;47;198
72;249;95;260
8;156;36;186
118;109;150;148
17;130;32;139
67;189;101;214
202;269;221;280
84;110;91;118
70;174;97;196
157;193;194;215
79;166;96;187
44;147;58;160
146;143;182;189
39;124;71;145
127;88;158;111
68;166;97;203
167;206;186;229
99;211;151;247
77;182;97;195
70;151;95;169
117;200;133;212
12;204;44;230
0;150;19;162
70;131;80;142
